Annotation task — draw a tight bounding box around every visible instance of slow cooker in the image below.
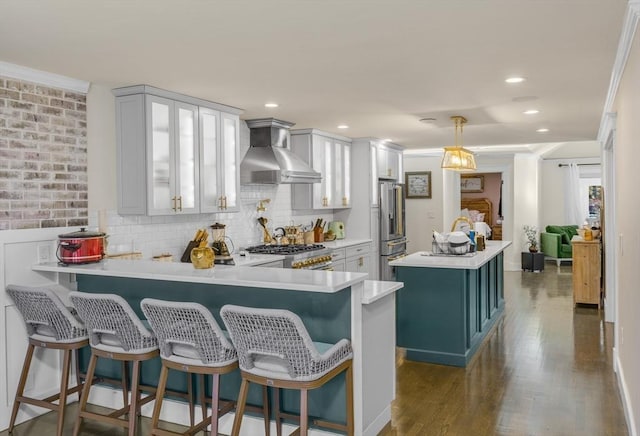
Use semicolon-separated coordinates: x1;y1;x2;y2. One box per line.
57;228;106;264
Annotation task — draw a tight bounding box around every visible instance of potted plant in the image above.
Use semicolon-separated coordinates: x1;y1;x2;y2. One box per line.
523;225;538;252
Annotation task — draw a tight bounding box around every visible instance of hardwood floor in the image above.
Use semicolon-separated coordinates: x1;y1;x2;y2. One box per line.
380;265;628;436
1;265;628;435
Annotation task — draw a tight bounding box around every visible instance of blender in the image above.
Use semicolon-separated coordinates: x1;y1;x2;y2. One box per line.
210;223;235;265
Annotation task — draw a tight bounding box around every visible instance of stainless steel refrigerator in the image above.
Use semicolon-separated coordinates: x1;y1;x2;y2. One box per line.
379;179;407;281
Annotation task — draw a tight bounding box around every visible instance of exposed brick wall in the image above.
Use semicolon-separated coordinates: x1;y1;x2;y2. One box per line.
0;76;88;230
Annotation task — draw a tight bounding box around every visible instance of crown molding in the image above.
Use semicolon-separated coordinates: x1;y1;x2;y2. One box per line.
0;61;90;94
597;1;640;141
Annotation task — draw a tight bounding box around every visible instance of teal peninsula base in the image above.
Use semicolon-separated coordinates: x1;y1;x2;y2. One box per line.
391;241;510;367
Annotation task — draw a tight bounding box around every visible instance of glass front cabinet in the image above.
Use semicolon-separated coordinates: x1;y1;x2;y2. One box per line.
290;129;352;210
114;85;242;216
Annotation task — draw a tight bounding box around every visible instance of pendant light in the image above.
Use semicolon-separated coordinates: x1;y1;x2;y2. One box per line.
441;115;476;171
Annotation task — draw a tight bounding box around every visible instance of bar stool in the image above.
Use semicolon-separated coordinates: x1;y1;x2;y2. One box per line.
69;291;163;436
6;284;89;436
141;298;250;436
220;304;354;436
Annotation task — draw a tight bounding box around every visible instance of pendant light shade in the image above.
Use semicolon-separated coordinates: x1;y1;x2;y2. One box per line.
441;116;476;171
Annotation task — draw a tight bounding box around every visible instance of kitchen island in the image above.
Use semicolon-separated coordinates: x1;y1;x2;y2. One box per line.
32;260;402;436
389;240;511;367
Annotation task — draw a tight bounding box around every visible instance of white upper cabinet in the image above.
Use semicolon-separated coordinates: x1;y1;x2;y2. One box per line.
377;143;403;183
290;129;352;210
199;109;240;212
114;85;242;216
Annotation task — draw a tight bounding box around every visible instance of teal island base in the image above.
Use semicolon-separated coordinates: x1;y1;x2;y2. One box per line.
395;251;505;367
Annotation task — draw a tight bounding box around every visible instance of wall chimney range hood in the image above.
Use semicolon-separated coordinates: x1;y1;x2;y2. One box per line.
240;118;321;184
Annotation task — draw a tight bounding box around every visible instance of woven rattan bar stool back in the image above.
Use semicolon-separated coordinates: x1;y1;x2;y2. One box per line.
141;298;243;436
221;304;354;436
69;291;162;436
6;284;89;436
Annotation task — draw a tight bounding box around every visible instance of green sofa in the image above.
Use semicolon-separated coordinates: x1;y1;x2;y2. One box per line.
540;225;579;266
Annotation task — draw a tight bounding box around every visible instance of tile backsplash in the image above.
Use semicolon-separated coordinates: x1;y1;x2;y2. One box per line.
90;183;334;260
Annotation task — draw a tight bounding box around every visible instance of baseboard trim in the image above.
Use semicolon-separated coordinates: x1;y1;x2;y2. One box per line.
87;384;339;435
614;348;637;436
363;404;391;436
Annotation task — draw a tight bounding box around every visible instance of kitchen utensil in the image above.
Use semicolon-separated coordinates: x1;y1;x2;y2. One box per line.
258;217;273;244
57;228;106;264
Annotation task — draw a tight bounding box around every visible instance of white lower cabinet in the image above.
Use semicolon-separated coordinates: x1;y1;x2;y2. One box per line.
331;243;371;276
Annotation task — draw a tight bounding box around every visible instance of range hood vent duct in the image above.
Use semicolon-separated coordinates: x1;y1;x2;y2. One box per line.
240;118;321;184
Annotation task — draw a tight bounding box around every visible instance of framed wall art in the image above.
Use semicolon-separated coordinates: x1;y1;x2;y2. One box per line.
405;171;432;199
461;175;484;193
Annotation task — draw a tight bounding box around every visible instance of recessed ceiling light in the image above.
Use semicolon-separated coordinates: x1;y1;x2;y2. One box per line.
536;128;549;133
337;125;349;129
419;118;437;123
523;109;539;115
264;103;279;108
505;76;526;84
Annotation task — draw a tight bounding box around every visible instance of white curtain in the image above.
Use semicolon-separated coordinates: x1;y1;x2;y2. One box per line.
564;163;583;225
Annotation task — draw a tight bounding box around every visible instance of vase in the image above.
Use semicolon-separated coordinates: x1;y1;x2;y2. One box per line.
529;246;538;253
190;246;215;269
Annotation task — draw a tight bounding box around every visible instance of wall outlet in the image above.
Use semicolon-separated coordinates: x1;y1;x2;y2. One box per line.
37;244;51;263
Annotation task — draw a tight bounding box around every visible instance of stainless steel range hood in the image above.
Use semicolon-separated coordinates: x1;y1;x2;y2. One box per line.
240;118;321;184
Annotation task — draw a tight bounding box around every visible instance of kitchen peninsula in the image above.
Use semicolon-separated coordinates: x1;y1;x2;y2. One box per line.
390;240;511;367
32;260;402;436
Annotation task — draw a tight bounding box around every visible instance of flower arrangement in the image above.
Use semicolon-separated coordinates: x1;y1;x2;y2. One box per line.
523;225;538;252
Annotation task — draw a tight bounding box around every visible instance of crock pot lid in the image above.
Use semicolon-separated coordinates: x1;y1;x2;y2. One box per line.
59;227;106;238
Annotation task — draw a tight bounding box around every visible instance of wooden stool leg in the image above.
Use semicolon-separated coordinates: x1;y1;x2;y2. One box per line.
231;378;250;436
121;361;129;411
73;348;83;400
210;374;220;436
199;374;207;423
74;352;98;436
345;363;354;436
9;343;36;433
187;372;195;427
299;389;308;436
274;387;282;436
262;386;270;436
128;360;141;436
56;349;73;436
151;364;169;433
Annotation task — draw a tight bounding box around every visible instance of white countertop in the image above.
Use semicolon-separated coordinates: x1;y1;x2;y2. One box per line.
33;259;367;293
362;280;404;304
389;240;512;270
322;239;373;249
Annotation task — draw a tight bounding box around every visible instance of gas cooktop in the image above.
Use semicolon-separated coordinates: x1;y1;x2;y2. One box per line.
245;244;326;255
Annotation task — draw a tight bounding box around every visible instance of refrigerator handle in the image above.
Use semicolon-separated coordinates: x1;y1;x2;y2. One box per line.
395;185;404;235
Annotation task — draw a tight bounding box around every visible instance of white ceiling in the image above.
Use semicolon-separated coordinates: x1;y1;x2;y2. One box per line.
0;0;627;150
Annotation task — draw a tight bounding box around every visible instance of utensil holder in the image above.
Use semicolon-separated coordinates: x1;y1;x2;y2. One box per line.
313;227;324;242
304;231;314;245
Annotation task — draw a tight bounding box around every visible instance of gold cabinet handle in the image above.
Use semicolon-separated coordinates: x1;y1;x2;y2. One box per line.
358;256;364;267
342;196;348;206
172;196;177;211
177;196;182;211
224;196;227;210
322;196;328;207
218;197;223;209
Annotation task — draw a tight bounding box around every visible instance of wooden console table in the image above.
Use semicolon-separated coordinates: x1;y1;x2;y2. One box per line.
571;239;601;308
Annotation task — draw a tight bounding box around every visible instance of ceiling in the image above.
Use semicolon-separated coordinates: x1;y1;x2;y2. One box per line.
0;0;627;150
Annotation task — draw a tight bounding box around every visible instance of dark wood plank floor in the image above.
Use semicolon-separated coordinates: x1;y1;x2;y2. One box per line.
1;265;629;435
380;265;628;436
